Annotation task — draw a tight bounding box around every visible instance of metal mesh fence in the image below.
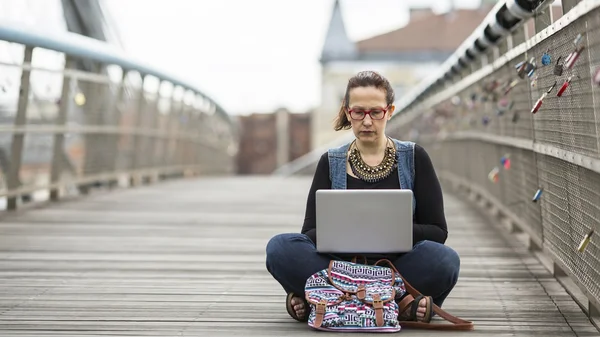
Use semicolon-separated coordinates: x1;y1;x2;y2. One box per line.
389;4;600;310
0;43;237;209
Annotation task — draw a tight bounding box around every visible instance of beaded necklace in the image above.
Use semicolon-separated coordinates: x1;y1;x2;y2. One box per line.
348;137;397;183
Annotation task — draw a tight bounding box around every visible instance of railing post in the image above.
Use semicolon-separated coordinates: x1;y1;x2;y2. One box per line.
78;62;105;195
190;97;202;175
176;90;189;173
159;84;178;178
148;80;163;183
130;74;146;187
6;46;34;210
181;93;194;172
107;69;129;188
50;56;75;201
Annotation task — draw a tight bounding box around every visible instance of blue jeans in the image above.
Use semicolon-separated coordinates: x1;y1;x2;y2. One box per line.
265;233;460;308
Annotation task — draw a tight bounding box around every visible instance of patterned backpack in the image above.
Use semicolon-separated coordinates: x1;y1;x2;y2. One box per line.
304;259;473;332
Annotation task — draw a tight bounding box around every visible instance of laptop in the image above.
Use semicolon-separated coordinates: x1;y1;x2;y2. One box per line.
315;189;413;254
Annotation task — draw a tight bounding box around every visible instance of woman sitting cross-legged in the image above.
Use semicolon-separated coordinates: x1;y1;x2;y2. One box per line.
265;70;460;324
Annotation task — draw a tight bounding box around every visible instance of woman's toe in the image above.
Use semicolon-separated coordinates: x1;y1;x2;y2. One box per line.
292;298;305;318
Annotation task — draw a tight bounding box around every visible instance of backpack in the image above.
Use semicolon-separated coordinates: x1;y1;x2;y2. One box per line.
304;258;473;332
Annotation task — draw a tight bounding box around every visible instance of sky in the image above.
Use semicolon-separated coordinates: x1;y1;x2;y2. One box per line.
101;0;483;115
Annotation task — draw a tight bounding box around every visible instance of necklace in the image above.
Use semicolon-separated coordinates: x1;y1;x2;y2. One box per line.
348;138;397;183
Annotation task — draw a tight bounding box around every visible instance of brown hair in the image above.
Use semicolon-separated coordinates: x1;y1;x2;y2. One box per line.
333;70;395;131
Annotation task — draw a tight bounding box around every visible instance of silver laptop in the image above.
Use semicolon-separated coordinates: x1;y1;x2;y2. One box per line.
315;189;413;253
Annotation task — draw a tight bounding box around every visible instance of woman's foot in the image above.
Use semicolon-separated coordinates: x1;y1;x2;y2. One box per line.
400;297;427;320
398;295;433;323
291;296;306;319
286;293;308;322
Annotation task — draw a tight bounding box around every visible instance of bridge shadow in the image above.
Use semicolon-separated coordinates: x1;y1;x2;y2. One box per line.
0;176;597;336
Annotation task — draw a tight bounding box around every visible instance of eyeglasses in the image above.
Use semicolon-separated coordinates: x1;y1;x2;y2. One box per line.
347;106;390;120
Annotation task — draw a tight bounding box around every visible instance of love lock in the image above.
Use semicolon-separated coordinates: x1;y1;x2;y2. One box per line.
557;76;573;97
504;79;520;95
531;81;557;114
512;110;520;123
531;74;539;88
573;33;585;47
593;67;600;86
541;51;552;66
565;45;585;70
516;58;536;79
554;56;564;76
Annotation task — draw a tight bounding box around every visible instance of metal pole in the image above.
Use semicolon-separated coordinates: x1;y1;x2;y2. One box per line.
6;46;34;210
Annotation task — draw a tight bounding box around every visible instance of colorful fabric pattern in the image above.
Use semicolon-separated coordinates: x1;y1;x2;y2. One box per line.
304;260;407;332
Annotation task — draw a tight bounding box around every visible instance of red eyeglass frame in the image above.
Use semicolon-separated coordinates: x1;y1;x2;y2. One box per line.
347;105;391;120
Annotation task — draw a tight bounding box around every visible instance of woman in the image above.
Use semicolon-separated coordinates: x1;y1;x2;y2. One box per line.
265;70;460;324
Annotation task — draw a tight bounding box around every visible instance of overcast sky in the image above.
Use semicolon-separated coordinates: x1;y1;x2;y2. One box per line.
104;0;484;115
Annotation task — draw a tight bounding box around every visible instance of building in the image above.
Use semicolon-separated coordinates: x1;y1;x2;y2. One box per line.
236;109;311;175
312;0;495;149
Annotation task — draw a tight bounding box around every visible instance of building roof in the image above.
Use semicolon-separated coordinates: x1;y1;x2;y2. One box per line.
355;7;494;53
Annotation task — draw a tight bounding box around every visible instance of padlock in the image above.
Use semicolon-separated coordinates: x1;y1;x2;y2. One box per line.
517;58;536;79
577;229;594;253
488;167;500;183
516;61;528;79
532;80;556;114
531;94;545;114
484;79;500;93
565;46;585;70
527;64;536;78
557;76;573;97
512;111;520;123
501;154;511;170
573;33;584;47
593;67;600;86
504;79;520;95
554;56;564;76
541;51;551;66
532;188;543;202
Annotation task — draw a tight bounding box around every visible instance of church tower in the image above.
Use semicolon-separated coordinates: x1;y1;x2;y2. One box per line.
320;0;357;63
312;0;357;149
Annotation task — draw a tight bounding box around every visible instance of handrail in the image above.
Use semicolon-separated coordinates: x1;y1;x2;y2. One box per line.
273;0;556;175
0;20;232;123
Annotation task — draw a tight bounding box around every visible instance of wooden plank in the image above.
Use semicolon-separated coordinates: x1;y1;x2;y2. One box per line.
0;176;597;336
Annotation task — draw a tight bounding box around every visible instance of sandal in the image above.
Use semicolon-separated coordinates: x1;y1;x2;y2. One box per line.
397;294;434;323
286;292;309;322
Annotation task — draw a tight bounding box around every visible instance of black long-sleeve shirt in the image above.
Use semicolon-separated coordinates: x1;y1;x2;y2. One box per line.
301;144;448;250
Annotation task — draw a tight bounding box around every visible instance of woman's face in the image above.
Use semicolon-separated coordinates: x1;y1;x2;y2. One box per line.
345;86;394;145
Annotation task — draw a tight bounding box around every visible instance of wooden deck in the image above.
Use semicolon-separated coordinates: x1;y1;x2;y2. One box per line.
0;176;598;336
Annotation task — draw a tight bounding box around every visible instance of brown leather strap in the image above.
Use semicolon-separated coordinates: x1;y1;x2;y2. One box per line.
373;258;474;330
397;294;414;314
351;255;368;264
372;294;384;327
314;299;326;328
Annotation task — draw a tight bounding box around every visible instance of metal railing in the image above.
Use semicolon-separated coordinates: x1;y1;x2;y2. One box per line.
275;0;600;320
0;21;238;210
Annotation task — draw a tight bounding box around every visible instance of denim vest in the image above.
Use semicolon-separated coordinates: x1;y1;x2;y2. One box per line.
327;138;416;213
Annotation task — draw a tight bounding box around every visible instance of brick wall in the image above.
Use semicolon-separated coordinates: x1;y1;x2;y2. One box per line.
236;111;311;175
